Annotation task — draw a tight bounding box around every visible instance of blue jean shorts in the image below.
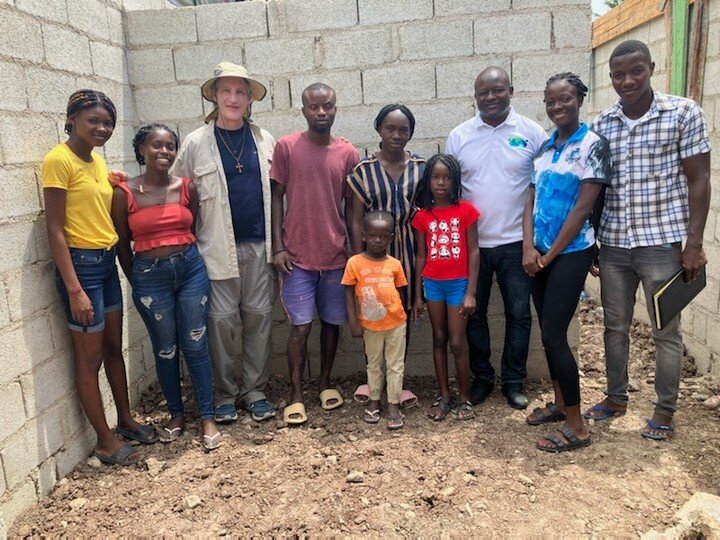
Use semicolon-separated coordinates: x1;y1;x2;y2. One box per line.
423;277;468;307
55;246;123;333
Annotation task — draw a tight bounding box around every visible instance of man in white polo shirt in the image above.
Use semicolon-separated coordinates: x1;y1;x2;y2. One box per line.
446;66;547;410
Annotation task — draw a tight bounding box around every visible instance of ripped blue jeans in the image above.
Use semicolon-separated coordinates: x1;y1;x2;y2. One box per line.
132;244;213;419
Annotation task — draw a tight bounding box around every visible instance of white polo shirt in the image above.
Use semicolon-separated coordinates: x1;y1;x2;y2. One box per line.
446;108;547;248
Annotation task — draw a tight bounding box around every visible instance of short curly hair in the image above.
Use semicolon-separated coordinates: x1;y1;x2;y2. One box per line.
132;124;179;166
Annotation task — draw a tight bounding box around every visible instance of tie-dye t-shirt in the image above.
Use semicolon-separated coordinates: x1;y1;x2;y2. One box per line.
531;123;611;254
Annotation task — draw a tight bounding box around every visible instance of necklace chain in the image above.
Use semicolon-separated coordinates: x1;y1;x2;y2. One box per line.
137;175;170;201
216;124;247;173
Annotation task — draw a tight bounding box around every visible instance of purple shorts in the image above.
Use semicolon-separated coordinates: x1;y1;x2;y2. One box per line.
280;266;348;326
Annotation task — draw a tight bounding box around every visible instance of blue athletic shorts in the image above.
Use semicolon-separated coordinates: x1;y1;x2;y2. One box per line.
422;277;468;307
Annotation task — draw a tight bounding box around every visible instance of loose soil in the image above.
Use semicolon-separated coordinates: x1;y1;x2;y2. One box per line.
11;301;720;537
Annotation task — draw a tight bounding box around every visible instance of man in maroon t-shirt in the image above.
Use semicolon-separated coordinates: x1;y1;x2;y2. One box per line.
270;83;360;424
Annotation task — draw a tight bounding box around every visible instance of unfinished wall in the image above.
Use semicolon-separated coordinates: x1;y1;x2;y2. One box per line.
0;0;158;531
586;1;720;375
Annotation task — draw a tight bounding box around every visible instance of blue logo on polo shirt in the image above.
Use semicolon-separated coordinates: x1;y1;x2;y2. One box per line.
565;148;581;164
508;136;528;148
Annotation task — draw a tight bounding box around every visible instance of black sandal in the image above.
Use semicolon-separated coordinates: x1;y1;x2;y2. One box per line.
526;402;567;426
428;396;453;421
536;425;591;453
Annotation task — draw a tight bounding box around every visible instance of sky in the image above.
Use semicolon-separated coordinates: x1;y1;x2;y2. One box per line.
591;0;616;18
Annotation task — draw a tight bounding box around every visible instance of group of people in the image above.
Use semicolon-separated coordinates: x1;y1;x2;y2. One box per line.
42;38;711;466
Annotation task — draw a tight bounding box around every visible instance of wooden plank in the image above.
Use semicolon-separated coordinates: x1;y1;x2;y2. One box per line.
592;0;695;48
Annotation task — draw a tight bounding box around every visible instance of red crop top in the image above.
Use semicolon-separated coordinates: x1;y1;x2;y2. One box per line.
117;178;196;253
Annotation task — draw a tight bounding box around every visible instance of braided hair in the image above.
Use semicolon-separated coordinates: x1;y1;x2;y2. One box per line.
132;124;179;165
374;104;416;139
415;153;463;211
544;72;588;101
64;89;116;135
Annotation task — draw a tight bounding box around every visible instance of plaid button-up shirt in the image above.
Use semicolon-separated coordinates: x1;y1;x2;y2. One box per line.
591;92;711;248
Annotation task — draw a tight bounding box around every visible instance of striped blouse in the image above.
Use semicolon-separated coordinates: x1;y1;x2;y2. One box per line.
347;153;426;309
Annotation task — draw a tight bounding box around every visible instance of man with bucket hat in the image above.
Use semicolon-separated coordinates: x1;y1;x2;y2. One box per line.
171;62;277;423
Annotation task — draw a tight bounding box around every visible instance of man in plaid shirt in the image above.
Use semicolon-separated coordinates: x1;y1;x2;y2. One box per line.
583;40;711;441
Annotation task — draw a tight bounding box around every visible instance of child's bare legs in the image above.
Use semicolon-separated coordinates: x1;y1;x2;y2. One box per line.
426;300;451;419
446;305;471;403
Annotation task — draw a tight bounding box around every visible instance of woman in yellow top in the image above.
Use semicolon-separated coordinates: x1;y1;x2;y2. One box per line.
42;90;158;466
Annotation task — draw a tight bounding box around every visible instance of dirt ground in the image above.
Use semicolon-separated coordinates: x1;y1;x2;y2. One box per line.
11;300;720;537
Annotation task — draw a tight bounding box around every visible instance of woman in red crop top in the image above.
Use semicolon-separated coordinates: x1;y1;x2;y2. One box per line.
112;124;221;450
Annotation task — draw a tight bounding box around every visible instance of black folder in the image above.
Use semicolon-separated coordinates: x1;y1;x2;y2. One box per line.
652;266;706;330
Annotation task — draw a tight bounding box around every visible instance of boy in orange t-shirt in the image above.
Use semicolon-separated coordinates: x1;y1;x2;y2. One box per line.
342;211;408;429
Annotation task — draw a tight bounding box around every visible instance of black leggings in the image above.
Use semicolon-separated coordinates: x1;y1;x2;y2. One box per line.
531;247;593;407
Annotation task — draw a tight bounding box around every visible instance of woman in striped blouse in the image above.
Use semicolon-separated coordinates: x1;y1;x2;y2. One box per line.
347;104;426;407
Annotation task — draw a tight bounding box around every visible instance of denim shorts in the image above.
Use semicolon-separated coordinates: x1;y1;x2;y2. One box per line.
280;266;348;325
423;277;468;307
55;246;123;333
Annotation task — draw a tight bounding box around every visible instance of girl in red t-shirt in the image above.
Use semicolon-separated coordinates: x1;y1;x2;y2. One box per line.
411;154;480;421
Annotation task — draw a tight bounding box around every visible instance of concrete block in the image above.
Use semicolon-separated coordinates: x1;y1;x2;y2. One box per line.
173;42;244;83
21;357;74;419
0;61;26;112
106;7;125;46
436;57;511;99
474;12;551;54
42;24;92;75
362;63;435;104
289;70;362;109
553;8;591;50
0;168;41;219
399;20;473;60
246;37;316;76
125;8;197;47
0;221;39;274
59;393;88;440
0;382;25;443
510;91;550;126
0;479;37;530
4;263;56;322
48;304;71;354
512;52;589;93
90;42;128;83
435;0;510;16
695;277;719;314
0;416;62;489
692;310;708;343
270;77;291;110
284;0;357;32
16;0;67;23
123;0;168;9
251;110;305;141
66;0;109;40
196;1;267;41
102;121;134;162
328;105;382;146
0;10;43;62
407;100;475;140
407;139;439;159
0;289;9;329
359;0;431;25
135;85;203;121
513;0;586;6
323;28;395;70
36;456;57;496
0;460;5;499
25;67;77;114
54;427;95;479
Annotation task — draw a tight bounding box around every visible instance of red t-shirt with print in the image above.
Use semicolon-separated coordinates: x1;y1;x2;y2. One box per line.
411;201;480;280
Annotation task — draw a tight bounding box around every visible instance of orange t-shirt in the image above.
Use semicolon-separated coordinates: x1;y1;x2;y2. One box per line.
341;254;408;332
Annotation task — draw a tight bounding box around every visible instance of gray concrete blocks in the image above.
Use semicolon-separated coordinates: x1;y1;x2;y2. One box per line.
106;7;125;46
553;8;591;50
246;37;316;75
66;0;110;41
21;357;74;419
90;42;128;83
0;10;43;62
322;28;395;69
42;24;93;75
125;8;197;47
399;20;473;60
289;70;363;108
127;48;175;86
410;100;475;140
0;62;27;112
0;382;25;443
0;221;39;275
358;0;432;25
284;0;357;32
0;169;40;220
0;480;37;530
0;316;53;387
135;85;202;121
173;42;244;83
16;0;67;24
474;12;551;54
196;2;267;42
0;116;59;165
435;0;511;16
4;264;56;322
512;52;589;92
362;63;435;104
436;58;511;99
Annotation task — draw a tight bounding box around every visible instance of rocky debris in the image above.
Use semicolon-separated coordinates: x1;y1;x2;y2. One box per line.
146;457;166;477
69;498;88;511
346;471;364;483
642;492;720;539
185;495;202;509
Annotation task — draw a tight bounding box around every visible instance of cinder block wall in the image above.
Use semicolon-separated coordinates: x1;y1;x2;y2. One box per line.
124;0;590;380
586;1;720;374
0;0;159;530
0;0;591;529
